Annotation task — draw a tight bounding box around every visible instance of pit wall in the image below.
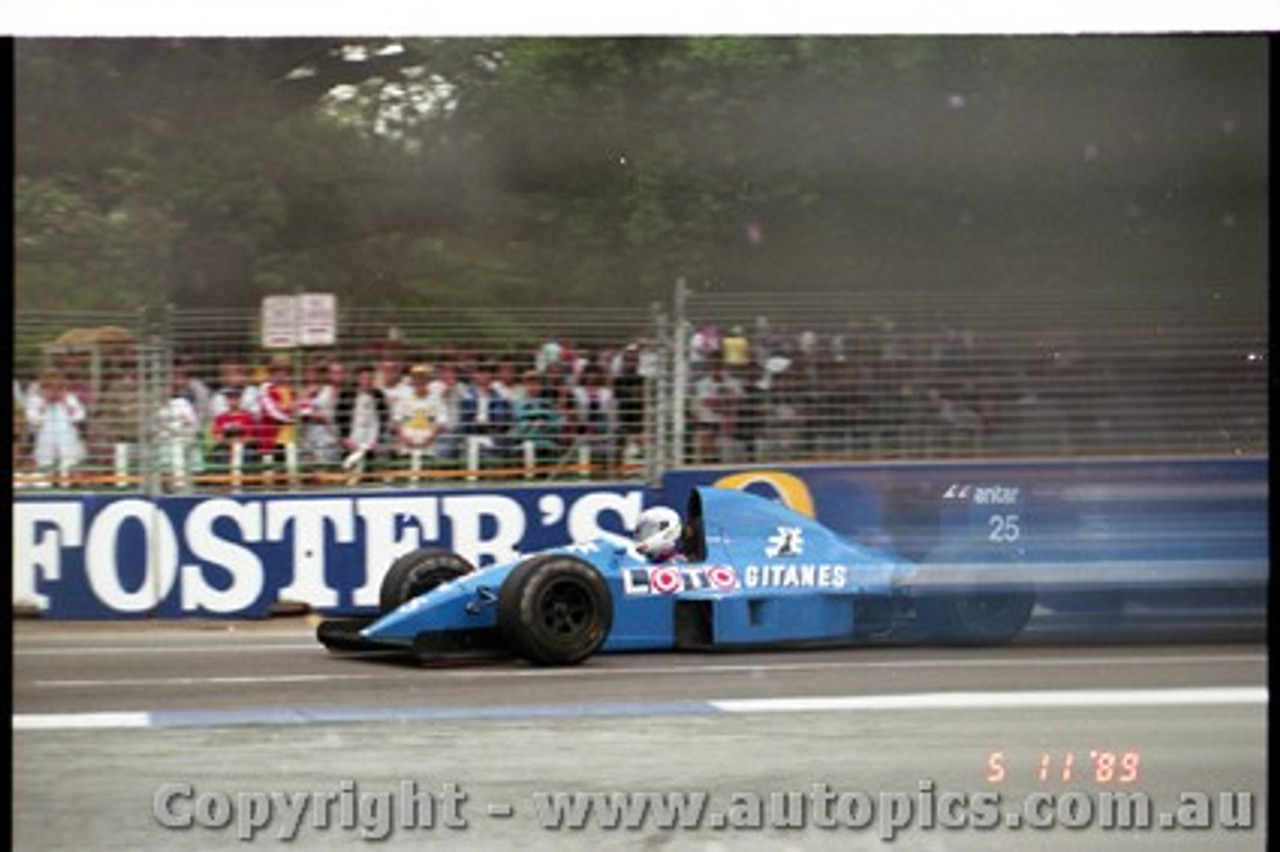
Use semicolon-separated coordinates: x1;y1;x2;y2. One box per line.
13;456;1267;619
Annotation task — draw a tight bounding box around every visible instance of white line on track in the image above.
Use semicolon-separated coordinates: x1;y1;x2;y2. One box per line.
36;673;397;687
15;642;319;656
14;712;152;730
713;686;1269;713
12;687;1267;731
440;653;1269;678
30;652;1265;689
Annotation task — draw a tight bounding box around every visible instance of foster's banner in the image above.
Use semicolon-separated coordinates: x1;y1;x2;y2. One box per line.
15;487;643;618
13;457;1267;619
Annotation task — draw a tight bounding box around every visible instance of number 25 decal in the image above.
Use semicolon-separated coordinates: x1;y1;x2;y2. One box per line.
988;514;1021;543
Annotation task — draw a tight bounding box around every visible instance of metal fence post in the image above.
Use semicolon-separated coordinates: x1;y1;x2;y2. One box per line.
671;277;689;469
141;335;167;498
143;305;172;614
644;301;665;488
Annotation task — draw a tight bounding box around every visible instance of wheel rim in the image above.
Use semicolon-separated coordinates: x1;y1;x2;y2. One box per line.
959;593;1019;623
538;579;593;636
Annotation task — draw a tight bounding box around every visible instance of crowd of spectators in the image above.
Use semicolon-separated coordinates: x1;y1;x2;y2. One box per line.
13;337;661;489
21;312;1234;490
681;315;991;464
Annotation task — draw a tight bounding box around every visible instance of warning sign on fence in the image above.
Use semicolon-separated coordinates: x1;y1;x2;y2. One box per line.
261;293;337;349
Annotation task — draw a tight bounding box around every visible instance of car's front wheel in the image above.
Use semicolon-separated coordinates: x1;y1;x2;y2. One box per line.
497;555;613;665
380;549;476;614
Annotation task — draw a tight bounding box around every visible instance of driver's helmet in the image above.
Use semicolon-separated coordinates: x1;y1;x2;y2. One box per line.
634;506;683;560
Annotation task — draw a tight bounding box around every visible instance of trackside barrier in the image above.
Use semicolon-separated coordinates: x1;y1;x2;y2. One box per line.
67;438;611;495
12;456;1266;619
661;456;1268;611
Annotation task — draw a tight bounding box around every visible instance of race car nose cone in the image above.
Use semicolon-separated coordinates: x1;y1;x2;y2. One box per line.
363;579;497;643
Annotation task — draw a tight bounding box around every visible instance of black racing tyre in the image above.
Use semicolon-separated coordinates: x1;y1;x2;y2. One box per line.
917;585;1036;645
1040;588;1126;619
497;555;613;666
915;543;1035;644
379;549;476;614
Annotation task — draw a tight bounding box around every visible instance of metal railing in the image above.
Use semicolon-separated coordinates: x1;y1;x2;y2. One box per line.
12;285;1267;493
13;304;668;493
676;284;1267;463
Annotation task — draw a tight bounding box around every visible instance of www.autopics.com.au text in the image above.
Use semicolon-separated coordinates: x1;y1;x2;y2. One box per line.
152;780;1256;842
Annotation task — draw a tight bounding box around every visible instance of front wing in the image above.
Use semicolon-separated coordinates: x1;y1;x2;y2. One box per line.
317;617;509;662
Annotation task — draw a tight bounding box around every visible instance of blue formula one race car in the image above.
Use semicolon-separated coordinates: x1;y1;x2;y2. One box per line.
317;486;1036;665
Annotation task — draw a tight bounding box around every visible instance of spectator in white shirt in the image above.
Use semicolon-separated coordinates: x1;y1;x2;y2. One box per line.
27;369;87;480
393;365;449;459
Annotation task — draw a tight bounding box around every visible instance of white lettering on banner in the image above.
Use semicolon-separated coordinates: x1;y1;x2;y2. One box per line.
351;497;441;608
442;495;525;567
86;500;179;613
270;500;356;609
182;499;265;613
13;501;83;610
567;491;644;544
743;564;849;590
12;488;648;617
539;494;566;526
974;486;1020;506
943;484;1021;505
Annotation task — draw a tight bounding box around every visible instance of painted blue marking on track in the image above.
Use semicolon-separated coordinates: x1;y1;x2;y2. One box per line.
146;700;724;729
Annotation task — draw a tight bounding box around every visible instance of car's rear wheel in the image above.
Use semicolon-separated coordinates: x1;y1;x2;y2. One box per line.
915;544;1035;644
919;586;1035;644
497;555;612;665
380;549;476;614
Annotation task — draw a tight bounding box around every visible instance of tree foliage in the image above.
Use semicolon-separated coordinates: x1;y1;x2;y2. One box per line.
14;37;1267;320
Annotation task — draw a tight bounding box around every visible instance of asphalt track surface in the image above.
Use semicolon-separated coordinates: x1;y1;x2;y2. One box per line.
14;610;1268;851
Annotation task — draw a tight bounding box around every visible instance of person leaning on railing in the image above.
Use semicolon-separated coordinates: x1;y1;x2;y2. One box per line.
335;363;390;483
572;363;619;468
26;369;88;486
426;362;466;461
393;364;448;465
297;357;341;476
155;371;201;491
612;343;647;465
509;369;564;464
691;359;743;464
208;386;258;475
211;358;262;424
458;363;514;461
257;354;297;476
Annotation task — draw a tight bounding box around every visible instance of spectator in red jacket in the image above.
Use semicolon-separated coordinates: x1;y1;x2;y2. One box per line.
209;386;257;472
